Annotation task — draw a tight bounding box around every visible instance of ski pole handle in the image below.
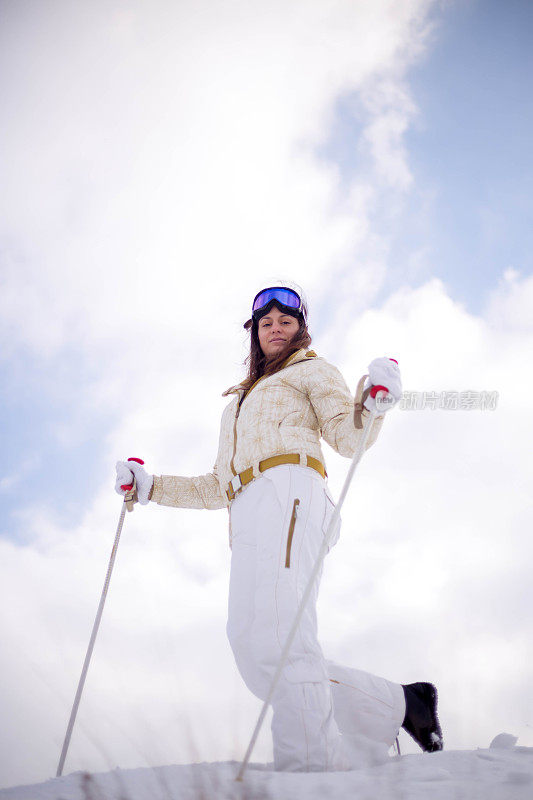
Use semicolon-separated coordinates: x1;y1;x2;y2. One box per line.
121;457;144;513
369;385;391;412
369;385;389;398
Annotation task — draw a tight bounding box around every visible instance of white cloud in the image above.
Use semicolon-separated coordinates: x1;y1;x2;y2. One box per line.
1;0;432;370
318;273;533;752
0;456;41;494
485;268;533;334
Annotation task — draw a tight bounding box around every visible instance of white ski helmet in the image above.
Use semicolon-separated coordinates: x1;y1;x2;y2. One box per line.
244;279;308;330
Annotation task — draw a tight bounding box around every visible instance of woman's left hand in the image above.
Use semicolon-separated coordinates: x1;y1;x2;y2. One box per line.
363;357;402;413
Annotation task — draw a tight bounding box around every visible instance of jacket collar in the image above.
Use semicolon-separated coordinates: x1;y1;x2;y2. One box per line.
222;348;317;397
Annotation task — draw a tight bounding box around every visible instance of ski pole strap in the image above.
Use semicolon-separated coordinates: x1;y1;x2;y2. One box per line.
122;458;144;513
124;479;137;513
353;373;371;429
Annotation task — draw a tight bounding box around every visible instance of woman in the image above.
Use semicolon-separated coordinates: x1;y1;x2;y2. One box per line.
115;282;442;772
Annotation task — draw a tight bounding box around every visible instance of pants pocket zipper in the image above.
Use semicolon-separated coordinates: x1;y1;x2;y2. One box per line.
285;498;300;568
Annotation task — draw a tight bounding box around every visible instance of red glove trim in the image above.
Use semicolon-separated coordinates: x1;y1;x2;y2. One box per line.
370;384;389;398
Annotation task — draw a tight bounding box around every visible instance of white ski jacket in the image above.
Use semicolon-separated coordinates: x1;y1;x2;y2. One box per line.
150;348;384;510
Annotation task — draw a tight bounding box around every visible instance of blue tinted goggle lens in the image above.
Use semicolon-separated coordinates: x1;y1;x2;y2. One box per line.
252;287;301;313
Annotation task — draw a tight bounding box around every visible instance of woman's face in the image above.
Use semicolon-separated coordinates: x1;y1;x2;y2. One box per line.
257;305;300;358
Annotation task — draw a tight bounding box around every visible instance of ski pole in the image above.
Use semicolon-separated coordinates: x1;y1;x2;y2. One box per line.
235;392;387;782
56;457;143;778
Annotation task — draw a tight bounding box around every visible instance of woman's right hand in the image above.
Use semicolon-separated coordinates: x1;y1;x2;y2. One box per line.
115;459;154;505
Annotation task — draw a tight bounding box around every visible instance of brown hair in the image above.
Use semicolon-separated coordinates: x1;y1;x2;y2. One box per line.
240;310;312;396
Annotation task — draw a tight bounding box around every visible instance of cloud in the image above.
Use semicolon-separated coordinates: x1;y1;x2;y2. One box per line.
0;456;41;494
318;272;533;751
0;0;433;365
485;268;533;334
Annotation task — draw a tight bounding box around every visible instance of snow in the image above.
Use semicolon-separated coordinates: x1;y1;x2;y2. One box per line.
2;742;533;800
490;733;519;750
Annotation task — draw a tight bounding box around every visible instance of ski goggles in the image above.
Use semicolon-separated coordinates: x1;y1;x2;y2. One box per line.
251;286;303;321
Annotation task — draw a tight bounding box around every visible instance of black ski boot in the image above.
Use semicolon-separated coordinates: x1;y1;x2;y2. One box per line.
401;682;443;752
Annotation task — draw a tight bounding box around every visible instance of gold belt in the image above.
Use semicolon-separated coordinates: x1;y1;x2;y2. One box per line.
226;453;327;501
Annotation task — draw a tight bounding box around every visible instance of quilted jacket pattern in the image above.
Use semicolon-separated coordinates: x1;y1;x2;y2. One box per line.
151;348;384;510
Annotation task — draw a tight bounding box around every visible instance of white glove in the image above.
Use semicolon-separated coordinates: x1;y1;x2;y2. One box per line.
115;459;154;505
363;357;402;413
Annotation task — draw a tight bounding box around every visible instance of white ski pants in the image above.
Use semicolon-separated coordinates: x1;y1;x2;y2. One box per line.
227;464;406;772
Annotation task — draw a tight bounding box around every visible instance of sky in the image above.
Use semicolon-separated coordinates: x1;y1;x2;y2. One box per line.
0;0;532;789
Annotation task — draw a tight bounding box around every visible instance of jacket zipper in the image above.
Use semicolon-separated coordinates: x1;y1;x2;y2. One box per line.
229;354;317;479
230;405;240;476
285;498;300;568
229;374;263;476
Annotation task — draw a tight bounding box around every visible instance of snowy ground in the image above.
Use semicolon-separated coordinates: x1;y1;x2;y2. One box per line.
2;740;533;800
